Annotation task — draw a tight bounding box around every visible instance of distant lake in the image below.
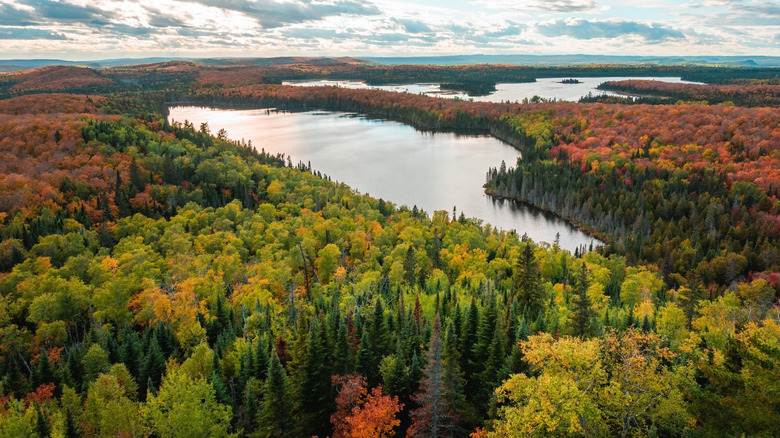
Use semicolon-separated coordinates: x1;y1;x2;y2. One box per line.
283;76;703;103
169;106;599;252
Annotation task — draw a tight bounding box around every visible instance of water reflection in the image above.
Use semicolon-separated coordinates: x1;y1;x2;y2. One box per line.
283;76;703;103
169;106;599;252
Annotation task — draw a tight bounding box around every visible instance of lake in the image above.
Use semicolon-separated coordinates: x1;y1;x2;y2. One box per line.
283;76;703;103
168;106;599;252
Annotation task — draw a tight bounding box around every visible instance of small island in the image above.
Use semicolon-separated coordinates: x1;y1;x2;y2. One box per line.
559;78;582;84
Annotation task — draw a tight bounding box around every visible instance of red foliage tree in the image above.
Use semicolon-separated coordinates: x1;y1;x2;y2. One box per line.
332;374;403;438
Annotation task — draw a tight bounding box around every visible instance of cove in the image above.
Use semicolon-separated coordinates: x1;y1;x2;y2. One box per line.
168;106;599;253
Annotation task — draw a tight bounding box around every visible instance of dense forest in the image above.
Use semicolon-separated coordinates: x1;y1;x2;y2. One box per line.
596;80;780;107
3;61;780;99
0;62;779;437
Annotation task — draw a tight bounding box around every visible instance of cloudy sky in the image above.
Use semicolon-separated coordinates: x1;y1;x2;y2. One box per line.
0;0;777;60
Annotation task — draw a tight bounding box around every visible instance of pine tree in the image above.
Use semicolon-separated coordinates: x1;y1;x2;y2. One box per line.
239;380;261;435
357;328;381;386
254;336;269;381
479;325;507;399
141;336;166;398
120;326;142;381
408;314;459;437
571;262;592;338
335;319;354;376
442;321;469;433
515;242;543;315
471;294;498;376
255;349;296;437
298;319;333;437
459;299;479;390
33;347;55;388
211;370;231;406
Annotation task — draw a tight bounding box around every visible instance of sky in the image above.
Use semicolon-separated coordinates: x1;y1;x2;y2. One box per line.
0;0;778;60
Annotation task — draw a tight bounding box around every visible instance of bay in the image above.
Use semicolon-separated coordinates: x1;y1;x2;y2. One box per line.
169;106;599;252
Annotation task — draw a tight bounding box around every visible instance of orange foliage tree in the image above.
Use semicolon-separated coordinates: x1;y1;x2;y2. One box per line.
331;374;403;438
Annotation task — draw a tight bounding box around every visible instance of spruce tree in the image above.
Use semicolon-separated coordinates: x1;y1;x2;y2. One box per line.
141;336;166;398
442;321;469;433
254;336;269;381
298;319;333;437
334;319;353;376
255;349;296;438
357;330;376;385
33;347;55;388
459;299;479;390
571;262;592;338
120;326;142;381
471;294;498;376
408;314;459;437
515;242;543;315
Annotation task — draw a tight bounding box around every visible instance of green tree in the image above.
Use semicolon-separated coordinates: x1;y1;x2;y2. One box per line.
144;367;234;438
82;369;143;437
297;319;333;437
140;336;166;397
514;243;543;315
81;344;110;389
255;349;296;437
408;314;459;437
317;243;341;284
571;262;592;338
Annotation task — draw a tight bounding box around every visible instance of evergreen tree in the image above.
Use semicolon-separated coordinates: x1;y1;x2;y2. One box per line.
357;330;377;386
211;370;231;406
515;242;543;315
479;325;507;399
408;314;459;437
335;319;354;376
297;319;333;437
141;336;166;398
254;336;269;381
120;326;143;381
33;347;55;388
36;403;51;438
471;294;498;377
442;321;469;434
255;349;296;438
459;299;479;390
571;262;592;338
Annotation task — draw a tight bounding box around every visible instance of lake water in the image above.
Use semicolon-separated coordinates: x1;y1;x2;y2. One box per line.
283;76;703;103
169;106;599;252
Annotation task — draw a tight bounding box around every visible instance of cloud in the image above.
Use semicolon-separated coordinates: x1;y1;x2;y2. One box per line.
483;22;527;38
395;18;431;34
0;3;38;26
477;0;598;12
283;27;346;40
21;0;106;23
148;10;193;29
538;19;685;42
186;0;381;28
105;23;156;37
740;1;780;17
0;27;67;40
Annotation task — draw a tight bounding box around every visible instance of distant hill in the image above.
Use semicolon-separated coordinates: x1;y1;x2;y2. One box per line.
2;55;779;71
361;54;780;67
0;56;368;71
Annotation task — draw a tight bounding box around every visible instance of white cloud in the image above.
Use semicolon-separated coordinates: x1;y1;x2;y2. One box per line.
0;0;774;58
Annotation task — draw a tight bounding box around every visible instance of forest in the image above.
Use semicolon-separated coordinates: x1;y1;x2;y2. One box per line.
596;80;780;107
0;61;778;437
2;60;780;99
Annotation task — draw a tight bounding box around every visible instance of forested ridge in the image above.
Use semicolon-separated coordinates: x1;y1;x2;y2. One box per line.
2;61;780;99
0;62;779;437
595;80;780;107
